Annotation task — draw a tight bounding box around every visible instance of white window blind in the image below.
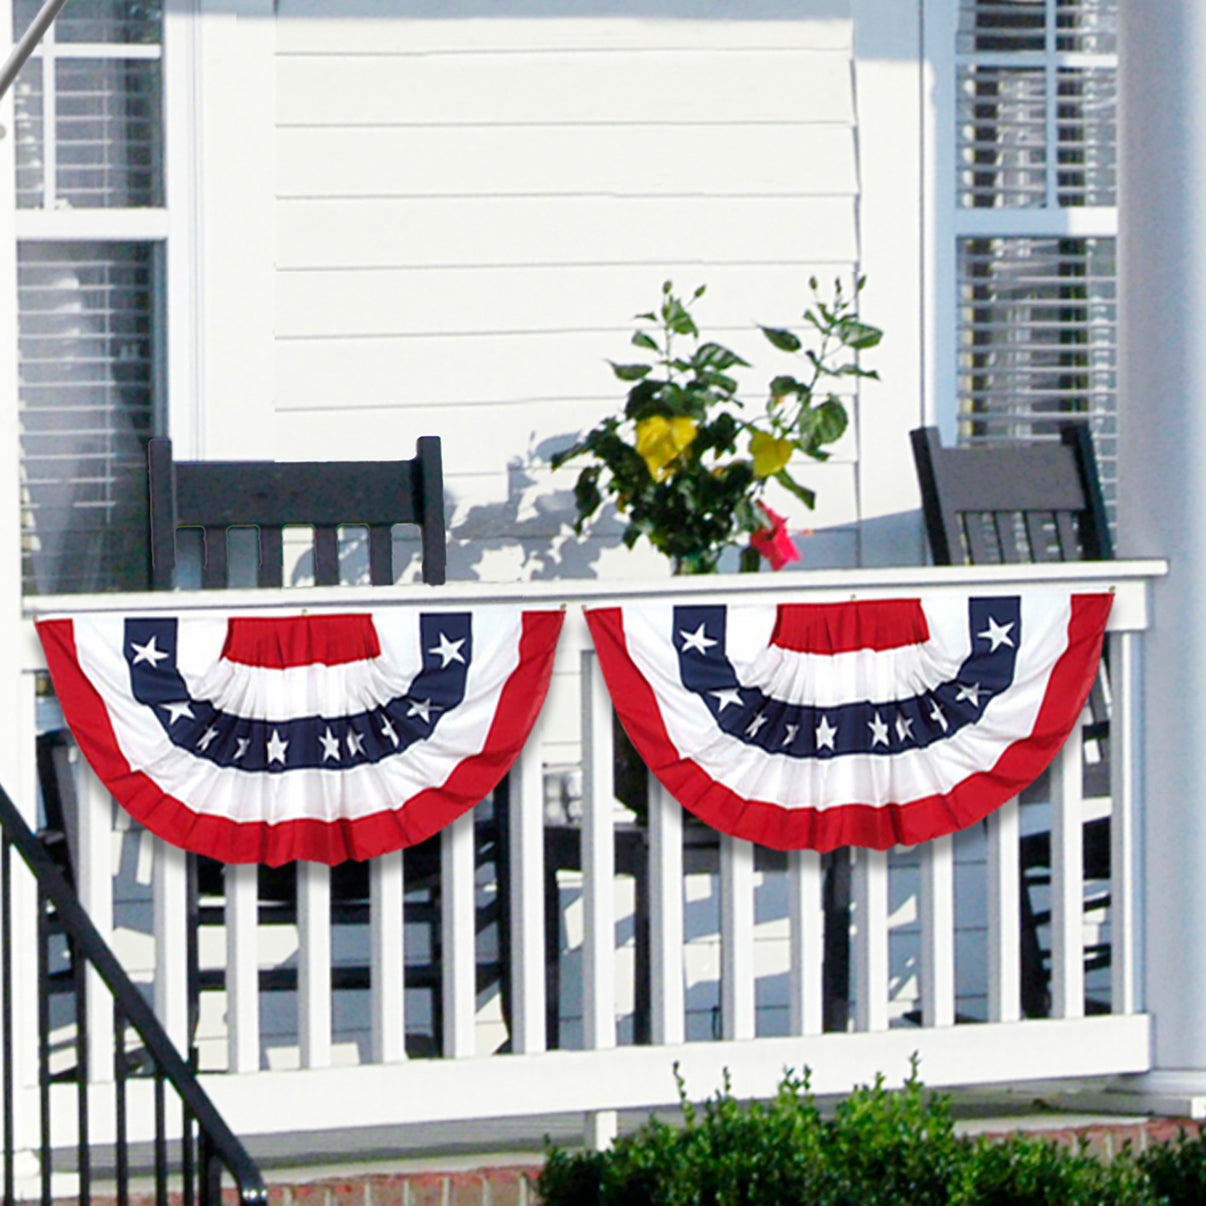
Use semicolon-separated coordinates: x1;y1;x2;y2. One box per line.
12;0;162;210
953;0;1117;518
18;242;159;595
957;236;1116;509
12;1;166;596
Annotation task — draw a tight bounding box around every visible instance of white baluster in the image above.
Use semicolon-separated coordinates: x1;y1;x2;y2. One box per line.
371;850;405;1063
921;835;955;1028
226;862;259;1073
510;738;547;1054
721;834;755;1041
297;860;331;1067
987;797;1021;1022
648;777;684;1046
1110;631;1137;1015
153;838;190;1053
788;849;824;1036
1051;727;1085;1019
76;761;114;1079
853;847;889;1032
581;650;616;1052
441;810;476;1058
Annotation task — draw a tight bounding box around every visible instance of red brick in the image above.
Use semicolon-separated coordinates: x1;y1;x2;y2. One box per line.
289;1184;330;1206
364;1174;409;1206
267;1183;292;1206
408;1172;447;1206
447;1172;485;1206
329;1180;365;1206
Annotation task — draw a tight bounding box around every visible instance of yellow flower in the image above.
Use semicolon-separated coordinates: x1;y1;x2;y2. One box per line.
749;430;794;478
636;415;698;480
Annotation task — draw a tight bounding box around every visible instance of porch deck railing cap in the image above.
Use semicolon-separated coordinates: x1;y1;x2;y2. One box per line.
19;556;1169;620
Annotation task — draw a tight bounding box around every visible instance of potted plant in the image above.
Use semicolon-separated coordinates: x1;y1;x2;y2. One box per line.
553;277;882;574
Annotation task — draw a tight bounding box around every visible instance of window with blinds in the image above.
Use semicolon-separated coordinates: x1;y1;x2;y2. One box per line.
953;0;1117;515
18;243;159;595
12;0;163;210
957;235;1116;508
12;0;165;595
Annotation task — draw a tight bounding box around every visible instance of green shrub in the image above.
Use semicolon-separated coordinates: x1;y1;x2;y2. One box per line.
955;1133;1154;1206
1137;1125;1206;1204
535;1061;1198;1206
537;1060;966;1206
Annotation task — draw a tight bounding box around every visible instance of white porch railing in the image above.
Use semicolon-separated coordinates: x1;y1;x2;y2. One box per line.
10;559;1164;1159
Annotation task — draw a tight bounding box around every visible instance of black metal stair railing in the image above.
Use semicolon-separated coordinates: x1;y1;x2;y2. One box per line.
0;782;265;1206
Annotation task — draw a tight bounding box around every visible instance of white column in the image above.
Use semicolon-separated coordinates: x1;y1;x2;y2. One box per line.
1118;0;1206;1097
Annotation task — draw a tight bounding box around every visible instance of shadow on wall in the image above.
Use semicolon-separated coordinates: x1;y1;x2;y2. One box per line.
281;430;923;586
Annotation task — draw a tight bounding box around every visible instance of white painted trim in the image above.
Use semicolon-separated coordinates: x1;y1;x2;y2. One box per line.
163;0;202;453
226;861;260;1074
581;649;616;1052
788;849;824;1036
954;208;1118;238
13;209;170;240
370;851;405;1064
921;834;955;1028
191;1015;1152;1141
1051;733;1086;1020
78;762;115;1081
19;558;1167;620
987;797;1022;1023
720;834;756;1041
648;777;685;1047
922;0;958;435
440;811;476;1059
509;735;547;1055
1110;631;1138;1015
854;847;889;1032
298;861;332;1068
153;838;190;1052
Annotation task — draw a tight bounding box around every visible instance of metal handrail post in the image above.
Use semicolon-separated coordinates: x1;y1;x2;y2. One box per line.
0;0;72;102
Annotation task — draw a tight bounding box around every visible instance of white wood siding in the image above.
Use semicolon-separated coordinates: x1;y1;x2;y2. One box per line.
260;3;867;578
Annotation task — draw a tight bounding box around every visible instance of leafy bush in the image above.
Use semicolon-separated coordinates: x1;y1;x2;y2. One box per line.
955;1133;1153;1206
536;1062;1206;1205
1137;1125;1206;1205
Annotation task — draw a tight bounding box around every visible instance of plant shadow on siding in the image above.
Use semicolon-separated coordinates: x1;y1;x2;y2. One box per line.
282;432;614;585
443;433;614;582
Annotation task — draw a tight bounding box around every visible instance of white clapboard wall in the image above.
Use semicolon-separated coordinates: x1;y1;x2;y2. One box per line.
183;1;931;580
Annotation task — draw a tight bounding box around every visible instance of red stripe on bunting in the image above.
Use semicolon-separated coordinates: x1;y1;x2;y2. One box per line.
770;598;930;653
38;611;564;865
220;613;381;667
586;595;1111;852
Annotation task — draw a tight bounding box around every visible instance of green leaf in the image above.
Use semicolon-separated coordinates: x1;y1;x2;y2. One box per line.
836;318;883;349
769;374;803;398
760;326;802;353
631;330;659;352
609;361;652;381
623;377;662;419
573;467;602;521
664;298;698;338
775;471;816;510
813;398;849;445
693;341;749;373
